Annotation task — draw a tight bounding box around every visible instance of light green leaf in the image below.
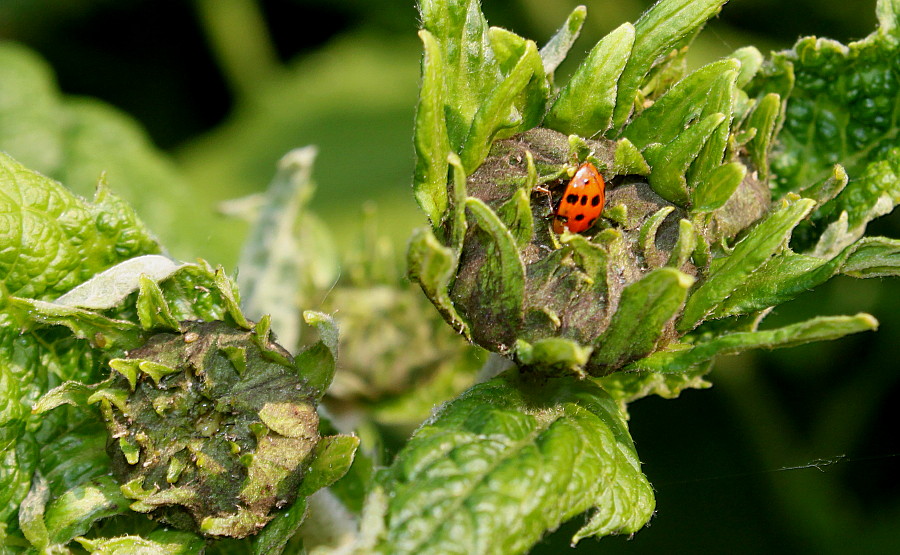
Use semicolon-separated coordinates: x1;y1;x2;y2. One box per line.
414;29;452;227
74;529;205;554
643;112;726;206
691;161;746;212
0;152;160;301
45;476;130;546
18;473;50;549
237;146;338;350
407;227;470;338
623;59;739;150
514;337;592;376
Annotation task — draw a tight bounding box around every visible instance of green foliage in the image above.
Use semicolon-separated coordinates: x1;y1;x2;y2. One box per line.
4;0;900;553
362;374;653;553
0;43;203;261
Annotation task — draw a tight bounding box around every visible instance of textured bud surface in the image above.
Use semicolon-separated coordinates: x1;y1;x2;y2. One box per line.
102;320;319;538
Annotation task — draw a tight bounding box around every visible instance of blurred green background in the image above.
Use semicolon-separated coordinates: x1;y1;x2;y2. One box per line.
1;0;897;553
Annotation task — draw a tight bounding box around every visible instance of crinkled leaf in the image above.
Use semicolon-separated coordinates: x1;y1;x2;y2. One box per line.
544;23;635;137
753;0;900;218
369;373;654;553
0;43;200;260
0;152;160;301
598;362;713;407
630;314;877;373
812;147;900;258
713;236;900;317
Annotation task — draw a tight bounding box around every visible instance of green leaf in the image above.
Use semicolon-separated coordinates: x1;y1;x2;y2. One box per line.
544;23;635;137
460;40;543;172
622;59;739;150
0;44;199;260
678;196;816;330
613;138;651;175
597;362;713;407
643;112;727;206
407;227;470;338
237;146;338;350
414;29;452;227
463;197;526;345
753;6;900;197
732;46;764;87
44;476;131;546
370;373;654;553
811;147;900;258
418;0;500;150
74;529;205;554
49;255;185;311
0;152;160;301
612;0;729;129
295;311;339;397
539;5;587;75
691;161;746;212
18;473;50;549
629;314;878;374
743;92;782;180
712;236;900;317
514;337;592;376
591;268;694;369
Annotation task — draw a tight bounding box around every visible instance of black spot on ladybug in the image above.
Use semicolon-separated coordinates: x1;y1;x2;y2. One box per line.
580;195;588;206
591;195;601;207
566;194;578;204
582;179;590;185
574;214;585;221
588;218;597;227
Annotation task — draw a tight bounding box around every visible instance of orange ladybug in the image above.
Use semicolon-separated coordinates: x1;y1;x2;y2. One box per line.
552;162;605;234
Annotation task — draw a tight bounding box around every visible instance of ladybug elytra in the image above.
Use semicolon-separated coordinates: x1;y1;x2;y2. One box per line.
552;162;605;234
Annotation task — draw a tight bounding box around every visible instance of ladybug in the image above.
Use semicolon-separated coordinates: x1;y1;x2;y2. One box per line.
552;162;605;234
